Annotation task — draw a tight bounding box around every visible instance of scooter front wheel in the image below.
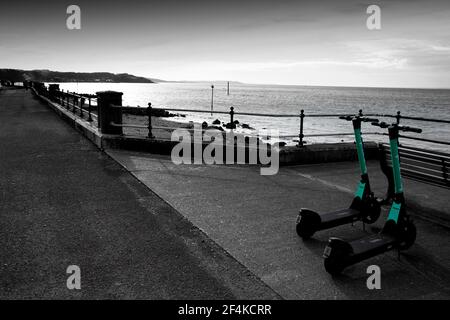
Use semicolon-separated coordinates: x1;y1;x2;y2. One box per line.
323;238;352;275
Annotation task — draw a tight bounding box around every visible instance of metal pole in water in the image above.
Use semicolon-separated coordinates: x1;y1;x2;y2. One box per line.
211;85;214;116
227;81;230;96
299;110;305;147
147;103;154;139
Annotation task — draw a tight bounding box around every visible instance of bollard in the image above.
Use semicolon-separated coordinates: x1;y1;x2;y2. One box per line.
34;82;46;96
299;109;305;147
48;84;60;102
147;103;154;138
96;91;123;134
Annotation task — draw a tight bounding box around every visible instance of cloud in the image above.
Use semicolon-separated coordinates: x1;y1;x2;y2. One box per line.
345;38;450;71
195;57;408;72
431;45;450;52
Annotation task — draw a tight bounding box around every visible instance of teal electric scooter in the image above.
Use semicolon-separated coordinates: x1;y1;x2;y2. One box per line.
295;115;382;239
323;121;421;275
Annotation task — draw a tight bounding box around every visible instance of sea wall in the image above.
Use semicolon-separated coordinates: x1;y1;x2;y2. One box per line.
32;86;379;165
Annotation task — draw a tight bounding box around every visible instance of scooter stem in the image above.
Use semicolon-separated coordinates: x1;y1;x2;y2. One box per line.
388;126;404;195
352;118;368;176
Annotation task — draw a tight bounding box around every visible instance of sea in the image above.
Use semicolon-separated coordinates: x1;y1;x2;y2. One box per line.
50;82;450;152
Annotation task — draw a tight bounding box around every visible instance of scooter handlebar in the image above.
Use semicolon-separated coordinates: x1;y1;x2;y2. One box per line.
339;116;380;123
371;122;422;133
371;121;389;128
361;117;379;123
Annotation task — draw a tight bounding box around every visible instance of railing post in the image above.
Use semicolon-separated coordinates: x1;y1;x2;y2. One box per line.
147;103;154;138
80;98;85;118
66;91;69;109
88;97;93;122
72;94;77;113
442;158;448;185
230;107;235;129
396;111;401;124
359;109;363;117
299;109;305;147
96;91;123;134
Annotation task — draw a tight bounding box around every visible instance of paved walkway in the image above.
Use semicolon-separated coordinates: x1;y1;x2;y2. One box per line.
0;88;279;299
107;150;450;299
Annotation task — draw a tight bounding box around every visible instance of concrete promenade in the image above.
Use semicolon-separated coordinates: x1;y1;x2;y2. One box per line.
0;88;279;299
1;88;449;299
107;150;450;299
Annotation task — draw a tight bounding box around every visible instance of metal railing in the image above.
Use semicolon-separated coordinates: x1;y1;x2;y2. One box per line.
57;90;98;123
34;82;99;125
143;106;450;147
30;83;450;148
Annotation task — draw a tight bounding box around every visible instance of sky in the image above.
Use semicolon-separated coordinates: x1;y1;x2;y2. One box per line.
1;0;450;88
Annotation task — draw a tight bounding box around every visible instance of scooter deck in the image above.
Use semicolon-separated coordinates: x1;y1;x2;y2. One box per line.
318;208;361;229
348;233;396;263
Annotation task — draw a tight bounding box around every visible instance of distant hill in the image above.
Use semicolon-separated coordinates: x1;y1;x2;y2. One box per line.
146;77;167;83
0;69;154;83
